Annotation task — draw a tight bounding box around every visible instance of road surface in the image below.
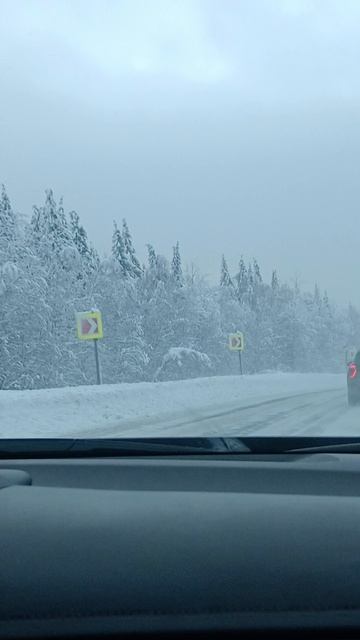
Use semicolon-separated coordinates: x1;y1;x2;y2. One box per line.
74;387;359;438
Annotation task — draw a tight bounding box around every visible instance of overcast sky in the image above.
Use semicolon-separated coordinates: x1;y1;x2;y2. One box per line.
1;0;360;304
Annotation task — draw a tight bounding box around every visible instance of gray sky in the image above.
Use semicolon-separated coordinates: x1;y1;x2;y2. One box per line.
1;0;360;304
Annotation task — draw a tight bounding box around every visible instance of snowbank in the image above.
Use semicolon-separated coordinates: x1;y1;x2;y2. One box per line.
0;372;343;438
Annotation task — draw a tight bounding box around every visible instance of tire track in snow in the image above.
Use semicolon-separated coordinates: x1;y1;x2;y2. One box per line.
74;387;355;438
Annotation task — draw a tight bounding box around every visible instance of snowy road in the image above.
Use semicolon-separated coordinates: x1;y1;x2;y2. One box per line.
74;387;359;438
161;388;356;438
1;373;354;438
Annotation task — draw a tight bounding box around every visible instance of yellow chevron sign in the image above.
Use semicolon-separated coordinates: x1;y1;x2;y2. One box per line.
228;332;244;352
76;311;103;340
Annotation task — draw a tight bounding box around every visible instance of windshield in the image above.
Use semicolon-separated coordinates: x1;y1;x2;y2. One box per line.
0;0;359;442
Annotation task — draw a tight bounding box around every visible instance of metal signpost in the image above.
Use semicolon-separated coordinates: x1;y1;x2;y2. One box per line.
228;332;244;375
76;310;103;385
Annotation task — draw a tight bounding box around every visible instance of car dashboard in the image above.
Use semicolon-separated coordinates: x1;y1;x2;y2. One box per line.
2;452;360;639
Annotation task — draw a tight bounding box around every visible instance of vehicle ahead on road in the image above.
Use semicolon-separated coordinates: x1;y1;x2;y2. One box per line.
347;351;360;405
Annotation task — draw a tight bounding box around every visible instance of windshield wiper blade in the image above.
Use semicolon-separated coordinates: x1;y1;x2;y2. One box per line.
68;438;232;456
224;437;360;455
0;437;250;458
285;439;360;454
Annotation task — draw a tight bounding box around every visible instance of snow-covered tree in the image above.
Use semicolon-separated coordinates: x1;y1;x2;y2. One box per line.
220;255;233;288
30;190;74;266
146;244;157;270
70;211;90;260
0;185;356;388
154;347;212;381
0;185;17;252
171;241;183;284
235;257;248;302
253;259;262;286
271;270;279;292
112;221;131;276
122;219;142;278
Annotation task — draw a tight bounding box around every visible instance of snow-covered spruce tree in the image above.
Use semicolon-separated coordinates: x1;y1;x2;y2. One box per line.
171;241;183;285
185;273;223;374
28;191;94;387
29;190;77;273
300;285;341;372
0;187;55;389
45;190;73;255
140;248;184;377
141;246;173;363
220;255;233;288
271;270;279;293
91;256;148;383
122;219;142;278
246;262;254;305
69;210;98;272
253;258;263;287
217;254;246;373
0;185;17;254
112;221;131;276
235;257;248;303
246;259;268;369
146;244;157;270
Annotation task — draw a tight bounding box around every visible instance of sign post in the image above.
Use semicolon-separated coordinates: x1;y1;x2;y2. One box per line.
93;338;102;385
76;310;104;385
238;350;243;376
228;332;244;375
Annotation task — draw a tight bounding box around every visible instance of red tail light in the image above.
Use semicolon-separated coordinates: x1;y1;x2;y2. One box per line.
348;363;358;379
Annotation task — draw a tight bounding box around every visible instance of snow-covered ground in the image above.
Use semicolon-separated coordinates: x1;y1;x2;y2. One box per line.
0;372;349;438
